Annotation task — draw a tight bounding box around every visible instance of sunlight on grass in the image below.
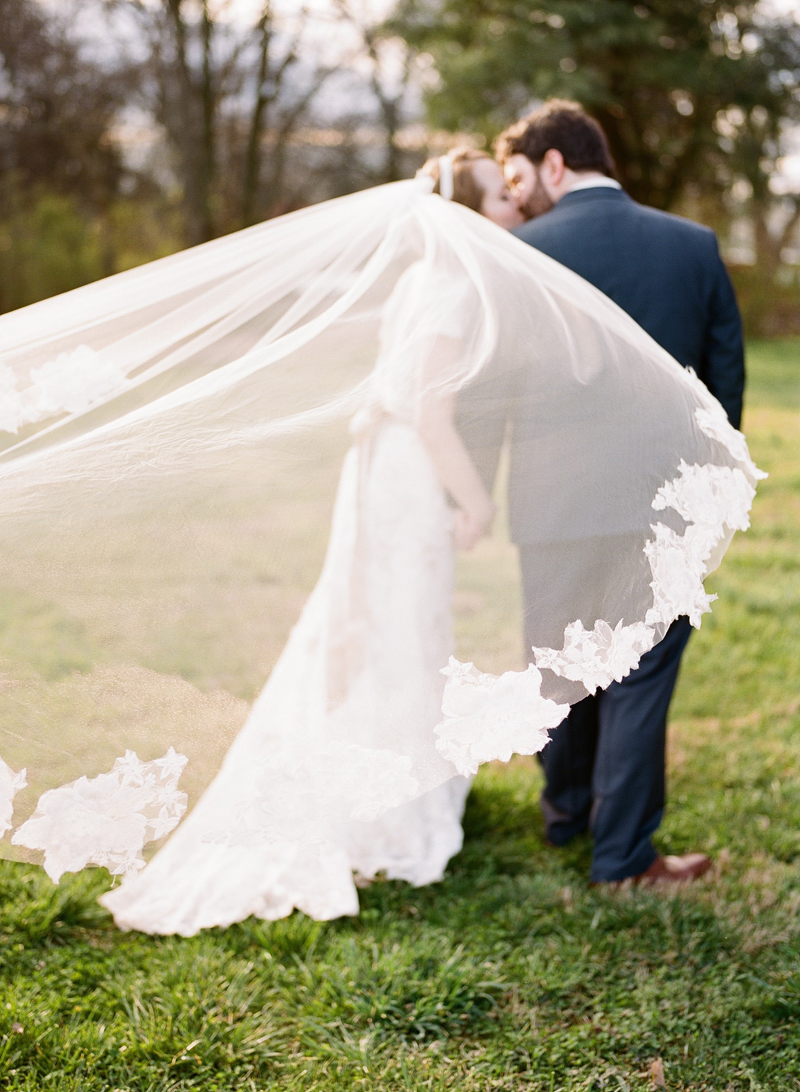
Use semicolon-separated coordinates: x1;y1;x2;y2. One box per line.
1;339;800;1089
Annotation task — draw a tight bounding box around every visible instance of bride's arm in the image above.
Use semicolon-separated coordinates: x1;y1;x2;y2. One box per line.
415;386;495;550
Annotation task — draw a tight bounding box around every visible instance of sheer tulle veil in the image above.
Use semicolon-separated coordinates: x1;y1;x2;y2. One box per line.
0;177;762;892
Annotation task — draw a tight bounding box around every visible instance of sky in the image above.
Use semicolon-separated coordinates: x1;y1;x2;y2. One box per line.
219;0;392;22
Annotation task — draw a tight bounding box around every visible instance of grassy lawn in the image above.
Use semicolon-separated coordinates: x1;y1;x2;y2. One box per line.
2;338;800;1090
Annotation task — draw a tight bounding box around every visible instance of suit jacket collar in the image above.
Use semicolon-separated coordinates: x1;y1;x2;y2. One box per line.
554;187;632;209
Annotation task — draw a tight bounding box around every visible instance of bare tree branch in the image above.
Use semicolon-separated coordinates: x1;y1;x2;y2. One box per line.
333;0;413;183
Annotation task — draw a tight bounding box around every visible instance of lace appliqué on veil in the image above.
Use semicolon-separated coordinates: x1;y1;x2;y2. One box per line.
678;369;767;486
653;459;756;532
12;748;188;882
532;619;656;694
0;757;27;839
434;658;569;777
646;460;756;627
0;346;125;435
524;458;760;694
695;406;764;481
644;523;717;628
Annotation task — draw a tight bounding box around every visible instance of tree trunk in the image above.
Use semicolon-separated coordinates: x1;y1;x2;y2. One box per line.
376;93;402;183
242;5;272;226
164;0;215;245
199;0;215;240
752;196;800;278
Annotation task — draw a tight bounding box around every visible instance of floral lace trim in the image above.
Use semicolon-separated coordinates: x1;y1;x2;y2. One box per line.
679;367;766;484
457;456;760;726
646;460;756;627
434;658;569;777
0;346;125;435
12;749;188;882
0;757;27;840
695;407;766;481
644;522;718;628
652;459;756;533
533;619;656;694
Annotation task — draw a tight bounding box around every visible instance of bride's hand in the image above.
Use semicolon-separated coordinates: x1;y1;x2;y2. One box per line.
453;500;495;550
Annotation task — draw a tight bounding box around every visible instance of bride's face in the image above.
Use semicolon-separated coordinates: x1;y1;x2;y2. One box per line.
472;159;525;230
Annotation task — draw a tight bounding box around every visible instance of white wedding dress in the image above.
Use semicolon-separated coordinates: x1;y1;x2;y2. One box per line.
102;273;473;934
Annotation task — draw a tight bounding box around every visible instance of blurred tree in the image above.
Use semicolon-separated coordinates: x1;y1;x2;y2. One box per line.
116;0;332;242
392;0;800;212
0;0;125;207
239;4;327;225
334;0;417;184
716;7;800;275
723;109;800;277
0;194;106;311
0;0;136;311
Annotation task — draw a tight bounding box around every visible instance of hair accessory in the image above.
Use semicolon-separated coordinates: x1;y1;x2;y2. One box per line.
438;155;454;200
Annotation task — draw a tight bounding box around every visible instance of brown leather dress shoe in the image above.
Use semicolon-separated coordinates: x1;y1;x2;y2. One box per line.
634;853;712;885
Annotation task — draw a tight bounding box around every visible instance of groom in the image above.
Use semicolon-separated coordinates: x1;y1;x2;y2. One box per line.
497;100;745;886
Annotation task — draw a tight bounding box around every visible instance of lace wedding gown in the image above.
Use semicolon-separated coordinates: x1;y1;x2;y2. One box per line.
102;278;472;934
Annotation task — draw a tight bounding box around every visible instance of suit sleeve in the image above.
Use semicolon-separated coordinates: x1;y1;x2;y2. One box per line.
700;238;745;429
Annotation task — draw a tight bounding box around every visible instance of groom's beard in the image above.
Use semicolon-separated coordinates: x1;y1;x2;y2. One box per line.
519;169;555;220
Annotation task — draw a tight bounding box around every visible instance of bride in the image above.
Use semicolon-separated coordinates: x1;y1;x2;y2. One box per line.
0;149;759;935
100;150;526;932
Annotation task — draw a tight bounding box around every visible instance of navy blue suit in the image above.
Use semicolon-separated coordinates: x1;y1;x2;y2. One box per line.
515;187;744;427
514;186;744;881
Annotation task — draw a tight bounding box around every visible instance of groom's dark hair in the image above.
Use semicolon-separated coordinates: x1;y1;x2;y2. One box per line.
496;100;617;178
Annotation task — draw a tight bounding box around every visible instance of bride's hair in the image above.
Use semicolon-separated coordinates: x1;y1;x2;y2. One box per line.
418;148;493;212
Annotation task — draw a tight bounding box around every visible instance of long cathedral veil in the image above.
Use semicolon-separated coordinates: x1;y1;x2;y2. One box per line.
0;178;761;900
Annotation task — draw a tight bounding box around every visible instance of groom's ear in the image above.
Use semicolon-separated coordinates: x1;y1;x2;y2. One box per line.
540;149;566;187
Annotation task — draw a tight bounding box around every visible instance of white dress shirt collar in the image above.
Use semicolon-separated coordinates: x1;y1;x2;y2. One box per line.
567;176;623;193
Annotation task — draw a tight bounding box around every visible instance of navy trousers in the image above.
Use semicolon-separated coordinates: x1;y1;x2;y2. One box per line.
537;616;693;882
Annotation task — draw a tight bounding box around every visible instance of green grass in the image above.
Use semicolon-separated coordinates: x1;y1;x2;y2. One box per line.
2;340;800;1089
744;338;800;409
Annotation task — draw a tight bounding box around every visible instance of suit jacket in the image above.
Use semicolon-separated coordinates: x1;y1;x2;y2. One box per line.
514;188;744;426
457;186;745;546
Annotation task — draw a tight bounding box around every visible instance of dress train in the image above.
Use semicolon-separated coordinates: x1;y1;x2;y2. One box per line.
102;420;470;934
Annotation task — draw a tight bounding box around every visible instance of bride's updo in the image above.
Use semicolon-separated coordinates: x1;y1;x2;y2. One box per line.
418;148;524;229
418;148;493;211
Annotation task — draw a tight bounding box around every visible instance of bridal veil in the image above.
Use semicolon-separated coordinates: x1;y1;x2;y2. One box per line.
0;178;761;890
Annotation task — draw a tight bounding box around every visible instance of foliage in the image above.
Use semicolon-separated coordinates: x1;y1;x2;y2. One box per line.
0;0;435;262
113;0;334;242
333;0;420;185
0;188;183;313
730;267;800;339
392;0;800;211
722;95;800;276
1;340;800;1089
0;0;187;306
0;191;106;313
0;0;127;211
